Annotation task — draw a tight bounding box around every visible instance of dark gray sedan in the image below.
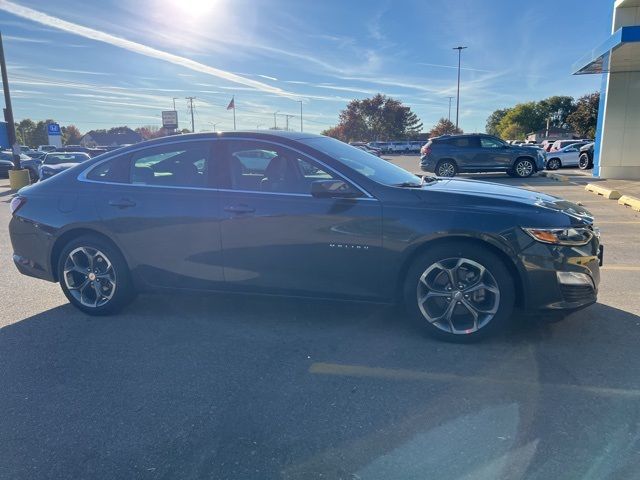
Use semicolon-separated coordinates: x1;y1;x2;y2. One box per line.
9;131;601;341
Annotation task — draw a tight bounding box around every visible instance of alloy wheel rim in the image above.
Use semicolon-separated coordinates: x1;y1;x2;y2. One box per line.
63;247;116;308
417;257;500;334
549;159;559;170
438;163;455;177
516;160;533;177
579;157;588;169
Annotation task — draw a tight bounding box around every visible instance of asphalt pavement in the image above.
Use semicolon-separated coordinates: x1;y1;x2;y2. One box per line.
2;166;640;480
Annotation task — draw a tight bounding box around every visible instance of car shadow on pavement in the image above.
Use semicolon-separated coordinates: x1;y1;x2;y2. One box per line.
2;297;640;479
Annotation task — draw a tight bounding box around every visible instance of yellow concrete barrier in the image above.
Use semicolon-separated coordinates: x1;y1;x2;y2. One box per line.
585;183;622;200
8;169;30;191
618;195;640;212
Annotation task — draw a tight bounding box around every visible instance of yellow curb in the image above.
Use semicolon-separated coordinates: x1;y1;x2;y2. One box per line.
585;183;622;200
618;195;640;212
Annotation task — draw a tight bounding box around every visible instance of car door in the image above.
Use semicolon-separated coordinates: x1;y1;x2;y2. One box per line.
476;136;512;171
560;146;580;167
449;136;481;171
86;139;224;290
215;138;384;299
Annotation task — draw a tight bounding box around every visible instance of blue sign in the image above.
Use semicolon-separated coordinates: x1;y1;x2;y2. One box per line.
47;123;61;135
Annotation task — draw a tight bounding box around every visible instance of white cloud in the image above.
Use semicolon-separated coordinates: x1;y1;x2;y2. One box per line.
50;68;111;76
0;0;299;99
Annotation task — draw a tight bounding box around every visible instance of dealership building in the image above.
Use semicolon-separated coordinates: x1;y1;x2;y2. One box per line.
573;0;640;179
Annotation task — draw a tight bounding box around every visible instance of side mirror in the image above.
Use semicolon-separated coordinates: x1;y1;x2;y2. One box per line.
311;179;360;199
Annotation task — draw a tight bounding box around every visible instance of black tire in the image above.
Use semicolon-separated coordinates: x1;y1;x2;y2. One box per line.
435;160;458;177
578;153;592;170
546;158;561;171
57;234;135;315
512;158;535;178
403;242;515;342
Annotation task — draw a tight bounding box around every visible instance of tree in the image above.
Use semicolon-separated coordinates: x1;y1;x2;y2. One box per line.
62;125;82;145
135;125;169;141
538;96;576;128
485;108;510;136
500;123;526;140
428;118;462;137
15;119;36;146
31;119;57;147
497;102;545;139
566;92;600;139
322;94;423;142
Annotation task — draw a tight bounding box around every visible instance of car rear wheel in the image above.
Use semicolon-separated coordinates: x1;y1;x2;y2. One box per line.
58;234;135;315
578;153;592;170
436;160;457;177
546;158;561;170
404;243;515;342
513;158;535;178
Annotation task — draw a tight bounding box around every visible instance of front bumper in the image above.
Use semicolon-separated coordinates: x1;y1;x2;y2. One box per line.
518;232;601;312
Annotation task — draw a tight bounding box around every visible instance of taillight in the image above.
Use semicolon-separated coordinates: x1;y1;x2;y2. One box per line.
420;144;432;156
9;196;27;215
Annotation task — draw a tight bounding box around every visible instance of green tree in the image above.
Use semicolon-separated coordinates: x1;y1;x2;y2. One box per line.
428;118;462;137
497;102;545;138
31;119;57;147
62;125;82;145
500;123;526;140
485;108;511;136
322;94;423;142
538;96;576;128
15;119;36;146
566;92;600;139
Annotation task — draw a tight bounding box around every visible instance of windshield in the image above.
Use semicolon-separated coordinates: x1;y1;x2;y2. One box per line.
301;137;422;186
44;153;89;165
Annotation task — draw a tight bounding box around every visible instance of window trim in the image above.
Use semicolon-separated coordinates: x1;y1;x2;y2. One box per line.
77;137;377;200
215;138;375;199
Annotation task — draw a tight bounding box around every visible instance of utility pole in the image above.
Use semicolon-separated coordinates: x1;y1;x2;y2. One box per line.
297;100;303;131
0;33;20;170
447;96;455;123
185;96;196;133
284;114;295;131
172;97;178;110
211;122;220;132
273;111;279;129
453;46;467;131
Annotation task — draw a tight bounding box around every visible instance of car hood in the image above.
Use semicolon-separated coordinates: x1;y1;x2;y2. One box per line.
422;177;594;223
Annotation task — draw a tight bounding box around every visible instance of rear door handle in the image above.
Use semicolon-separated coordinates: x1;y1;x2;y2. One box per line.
108;198;136;208
224;204;255;214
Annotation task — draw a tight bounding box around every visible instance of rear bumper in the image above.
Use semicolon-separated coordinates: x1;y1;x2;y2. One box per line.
9;216;56;282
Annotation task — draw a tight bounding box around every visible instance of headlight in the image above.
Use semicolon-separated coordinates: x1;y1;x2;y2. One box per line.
522;227;593;246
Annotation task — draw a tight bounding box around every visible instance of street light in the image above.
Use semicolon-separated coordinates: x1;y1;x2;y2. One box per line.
273;111;279;129
452;46;467;131
447;96;455;123
211;122;220;132
296;100;303;132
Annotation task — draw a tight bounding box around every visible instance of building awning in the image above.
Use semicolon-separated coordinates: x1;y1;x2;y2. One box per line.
573;25;640;74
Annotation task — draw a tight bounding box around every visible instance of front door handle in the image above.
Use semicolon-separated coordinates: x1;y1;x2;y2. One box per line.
224;204;255;214
108;198;136;208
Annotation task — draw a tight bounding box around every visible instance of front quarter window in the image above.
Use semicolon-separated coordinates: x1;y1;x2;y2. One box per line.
301;137;420;187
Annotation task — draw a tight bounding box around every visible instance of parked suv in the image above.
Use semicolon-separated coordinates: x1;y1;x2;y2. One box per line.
579;142;595;170
420;134;545;178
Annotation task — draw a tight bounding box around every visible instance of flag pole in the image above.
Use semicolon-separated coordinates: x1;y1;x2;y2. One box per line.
233;95;236;130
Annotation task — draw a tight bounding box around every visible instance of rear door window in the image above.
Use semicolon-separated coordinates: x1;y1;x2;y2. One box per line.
131;142;211;188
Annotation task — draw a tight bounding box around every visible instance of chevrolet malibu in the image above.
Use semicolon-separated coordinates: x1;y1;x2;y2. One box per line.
9;131;602;341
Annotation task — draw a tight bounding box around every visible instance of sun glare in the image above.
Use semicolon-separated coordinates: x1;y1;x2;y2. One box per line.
168;0;217;17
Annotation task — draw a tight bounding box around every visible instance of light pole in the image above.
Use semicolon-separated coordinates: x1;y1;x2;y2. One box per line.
447;96;454;123
273;111;279;129
453;46;467;131
296;100;303;131
211;122;220;132
172;97;179;110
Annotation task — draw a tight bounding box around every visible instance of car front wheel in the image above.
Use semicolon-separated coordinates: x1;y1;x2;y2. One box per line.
513;158;535;177
436;160;457;177
404;243;515;342
546;158;561;170
58;234;135;315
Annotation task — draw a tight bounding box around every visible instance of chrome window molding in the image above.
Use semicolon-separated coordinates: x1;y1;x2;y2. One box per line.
76;137;378;201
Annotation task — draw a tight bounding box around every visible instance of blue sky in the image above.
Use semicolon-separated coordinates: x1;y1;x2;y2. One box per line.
0;0;612;135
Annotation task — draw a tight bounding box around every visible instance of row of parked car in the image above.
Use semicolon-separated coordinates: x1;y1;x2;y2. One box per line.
0;144;120;182
351;140;425;154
